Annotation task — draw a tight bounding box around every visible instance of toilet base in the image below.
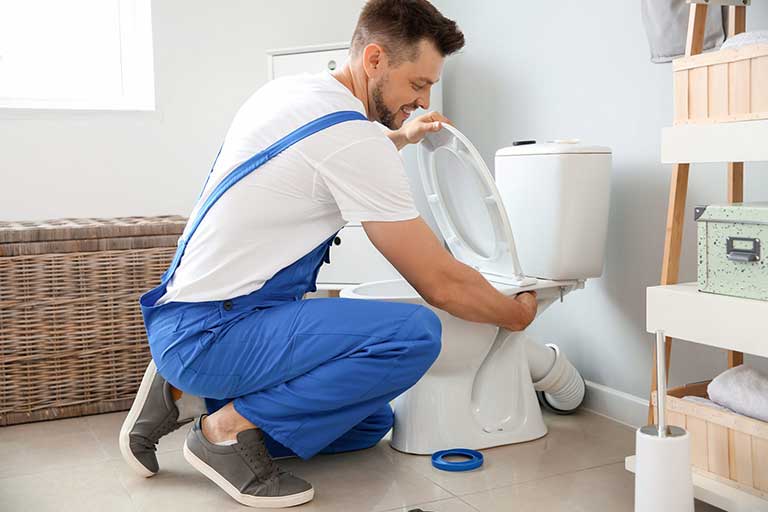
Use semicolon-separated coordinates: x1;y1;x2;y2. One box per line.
389;329;548;455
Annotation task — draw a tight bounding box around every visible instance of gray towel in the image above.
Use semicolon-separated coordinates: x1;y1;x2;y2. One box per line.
641;0;725;63
708;365;768;423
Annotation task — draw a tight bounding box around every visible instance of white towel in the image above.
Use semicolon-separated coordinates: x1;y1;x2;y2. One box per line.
721;30;768;50
707;365;768;423
682;395;730;413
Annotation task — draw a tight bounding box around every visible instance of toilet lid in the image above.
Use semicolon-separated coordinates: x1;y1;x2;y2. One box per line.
417;125;534;286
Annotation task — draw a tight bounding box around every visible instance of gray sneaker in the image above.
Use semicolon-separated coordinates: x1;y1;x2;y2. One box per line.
183;416;314;508
119;360;204;477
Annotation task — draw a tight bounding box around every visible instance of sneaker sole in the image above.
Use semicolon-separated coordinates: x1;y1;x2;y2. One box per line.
119;359;160;478
183;440;314;508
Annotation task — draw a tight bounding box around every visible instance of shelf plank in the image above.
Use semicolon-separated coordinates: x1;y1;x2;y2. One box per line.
646;283;768;358
625;455;768;511
661;120;768;163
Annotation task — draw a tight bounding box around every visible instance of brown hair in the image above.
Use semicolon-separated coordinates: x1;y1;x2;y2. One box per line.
351;0;464;63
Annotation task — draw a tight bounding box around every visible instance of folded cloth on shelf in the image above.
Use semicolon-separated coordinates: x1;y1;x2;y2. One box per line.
708;365;768;423
682;395;731;413
641;0;725;63
721;30;768;50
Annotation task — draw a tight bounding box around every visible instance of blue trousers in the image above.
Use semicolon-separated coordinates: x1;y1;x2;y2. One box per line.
143;293;441;460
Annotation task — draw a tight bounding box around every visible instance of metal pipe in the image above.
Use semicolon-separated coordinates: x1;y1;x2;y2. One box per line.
656;330;667;438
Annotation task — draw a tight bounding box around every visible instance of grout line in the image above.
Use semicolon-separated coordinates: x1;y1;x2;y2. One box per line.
454;494;482;511
83;415;117;461
377;496;479;512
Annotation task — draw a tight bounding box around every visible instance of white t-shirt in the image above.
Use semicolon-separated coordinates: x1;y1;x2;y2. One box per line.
157;72;419;305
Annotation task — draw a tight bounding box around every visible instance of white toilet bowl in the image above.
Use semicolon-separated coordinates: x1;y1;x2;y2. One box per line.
341;126;611;455
341;278;577;454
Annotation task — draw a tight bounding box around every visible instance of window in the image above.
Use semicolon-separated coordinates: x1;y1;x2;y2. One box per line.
0;0;155;110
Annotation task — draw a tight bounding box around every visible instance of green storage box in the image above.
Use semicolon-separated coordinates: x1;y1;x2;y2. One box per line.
696;203;768;301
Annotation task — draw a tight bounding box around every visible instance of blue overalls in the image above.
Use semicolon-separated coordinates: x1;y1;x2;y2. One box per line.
139;111;442;460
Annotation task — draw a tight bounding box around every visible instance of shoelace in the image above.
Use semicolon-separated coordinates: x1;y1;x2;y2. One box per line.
133;411;183;452
237;436;281;481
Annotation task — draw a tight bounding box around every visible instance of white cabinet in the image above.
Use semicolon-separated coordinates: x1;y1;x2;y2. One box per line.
321;226;401;285
267;43;405;288
269;47;349;79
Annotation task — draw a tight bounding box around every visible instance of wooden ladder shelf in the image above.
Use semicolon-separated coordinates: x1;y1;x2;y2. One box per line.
647;0;750;423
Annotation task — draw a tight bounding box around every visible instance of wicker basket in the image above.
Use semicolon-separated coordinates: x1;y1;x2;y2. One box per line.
653;382;768;500
0;216;186;426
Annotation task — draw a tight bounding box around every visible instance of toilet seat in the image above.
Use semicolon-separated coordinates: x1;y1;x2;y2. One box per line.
417;125;536;287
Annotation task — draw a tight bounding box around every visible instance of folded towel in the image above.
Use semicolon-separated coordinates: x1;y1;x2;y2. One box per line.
721;30;768;50
682;395;730;413
708;365;768;423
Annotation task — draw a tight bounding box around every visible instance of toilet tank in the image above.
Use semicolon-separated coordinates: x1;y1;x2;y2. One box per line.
494;141;612;281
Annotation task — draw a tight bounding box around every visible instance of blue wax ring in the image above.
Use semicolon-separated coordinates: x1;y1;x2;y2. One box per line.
431;448;484;472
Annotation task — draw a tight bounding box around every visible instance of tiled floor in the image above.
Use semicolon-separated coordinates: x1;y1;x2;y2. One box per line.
0;410;722;512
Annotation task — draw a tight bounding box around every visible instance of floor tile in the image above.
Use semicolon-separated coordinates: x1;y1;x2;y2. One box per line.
0;416;109;478
3;409;725;512
114;441;452;512
113;450;249;512
277;442;453;512
383;497;479;512
461;462;632;511
383;410;635;496
460;462;722;512
0;460;136;512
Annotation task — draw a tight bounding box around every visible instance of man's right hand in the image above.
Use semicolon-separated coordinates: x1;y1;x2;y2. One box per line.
363;217;542;331
509;291;538;331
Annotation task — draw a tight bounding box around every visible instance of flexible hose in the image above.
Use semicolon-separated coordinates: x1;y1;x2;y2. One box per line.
526;339;585;412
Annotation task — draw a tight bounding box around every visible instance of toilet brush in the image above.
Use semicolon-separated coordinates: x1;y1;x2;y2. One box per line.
634;330;694;512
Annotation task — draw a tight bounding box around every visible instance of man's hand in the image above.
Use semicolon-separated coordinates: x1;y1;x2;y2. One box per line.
387;111;453;150
509;291;538;331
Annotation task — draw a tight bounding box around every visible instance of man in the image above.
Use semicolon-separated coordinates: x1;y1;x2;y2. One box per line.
121;0;537;508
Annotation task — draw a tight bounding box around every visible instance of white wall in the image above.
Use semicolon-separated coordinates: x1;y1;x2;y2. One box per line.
4;0;768;424
0;0;365;220
435;0;768;418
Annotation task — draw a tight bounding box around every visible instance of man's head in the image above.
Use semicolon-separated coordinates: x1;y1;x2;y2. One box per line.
350;0;464;129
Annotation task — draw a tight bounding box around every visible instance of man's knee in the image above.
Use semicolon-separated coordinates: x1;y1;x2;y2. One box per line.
399;305;442;368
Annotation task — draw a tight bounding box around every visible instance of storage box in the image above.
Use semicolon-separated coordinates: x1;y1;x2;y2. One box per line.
653;384;768;500
696;203;768;301
0;216;186;426
673;44;768;125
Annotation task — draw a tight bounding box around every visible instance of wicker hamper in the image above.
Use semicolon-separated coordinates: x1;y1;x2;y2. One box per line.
653;383;768;500
0;216;186;426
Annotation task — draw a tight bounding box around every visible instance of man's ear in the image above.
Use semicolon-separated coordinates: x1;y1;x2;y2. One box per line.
362;43;387;79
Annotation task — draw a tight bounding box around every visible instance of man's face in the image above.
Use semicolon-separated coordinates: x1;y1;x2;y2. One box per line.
369;39;444;130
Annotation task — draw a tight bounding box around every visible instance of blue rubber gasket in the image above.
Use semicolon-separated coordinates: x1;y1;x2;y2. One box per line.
431;448;484;472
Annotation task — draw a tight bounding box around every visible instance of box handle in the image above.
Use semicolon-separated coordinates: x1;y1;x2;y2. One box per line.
726;237;760;262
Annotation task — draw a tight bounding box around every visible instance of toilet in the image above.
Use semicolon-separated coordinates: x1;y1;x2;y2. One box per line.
340;126;611;455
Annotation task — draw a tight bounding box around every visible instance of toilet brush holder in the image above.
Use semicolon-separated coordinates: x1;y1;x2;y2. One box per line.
634;330;694;512
635;425;693;511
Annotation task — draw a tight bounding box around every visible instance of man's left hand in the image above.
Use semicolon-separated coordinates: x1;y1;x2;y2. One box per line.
389;111;452;150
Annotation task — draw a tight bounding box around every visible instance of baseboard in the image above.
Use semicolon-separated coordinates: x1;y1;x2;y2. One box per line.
582;380;649;429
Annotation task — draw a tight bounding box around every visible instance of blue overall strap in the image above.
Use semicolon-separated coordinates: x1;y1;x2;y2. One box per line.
160;110;368;284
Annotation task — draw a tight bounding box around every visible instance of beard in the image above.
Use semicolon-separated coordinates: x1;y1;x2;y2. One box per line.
371;80;399;130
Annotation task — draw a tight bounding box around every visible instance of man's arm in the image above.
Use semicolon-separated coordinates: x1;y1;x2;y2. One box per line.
363;217;537;331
